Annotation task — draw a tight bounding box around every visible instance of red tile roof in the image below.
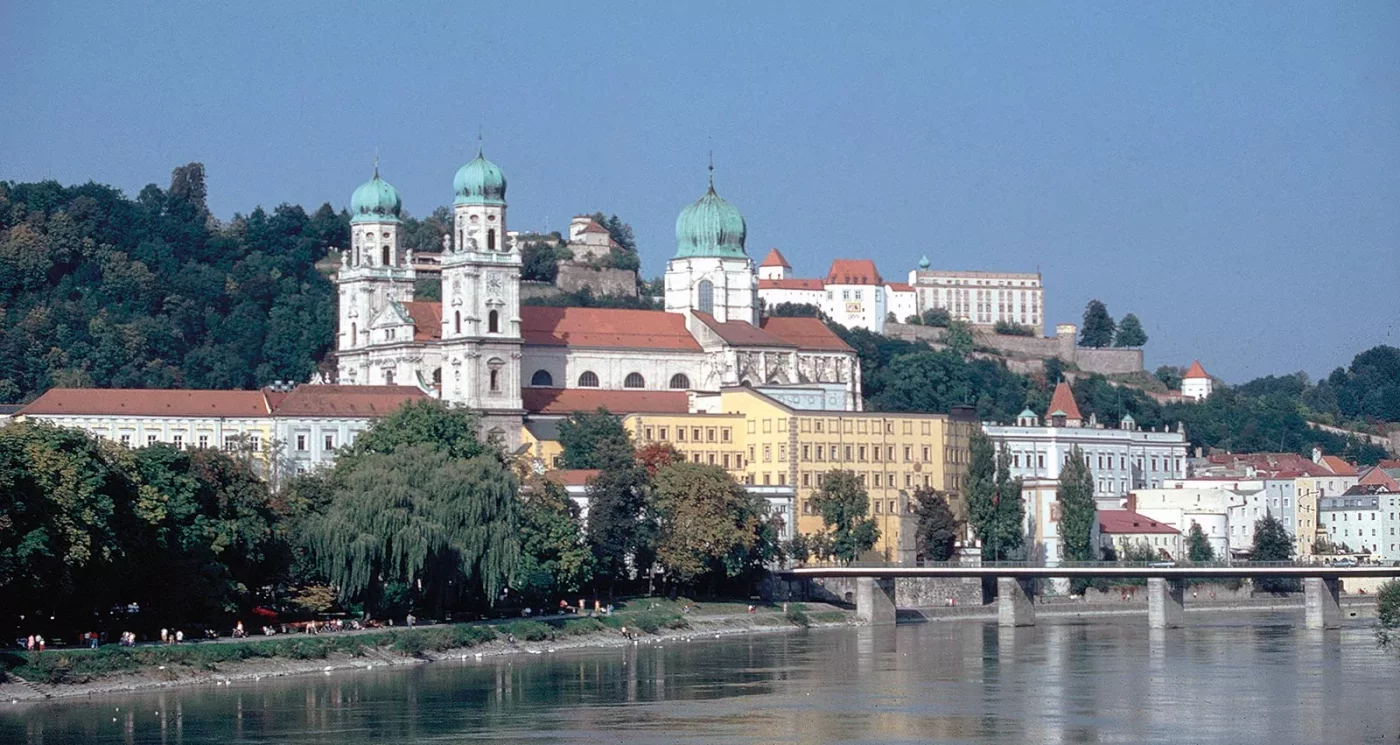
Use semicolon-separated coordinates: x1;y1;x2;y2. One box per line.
693;312;795;348
545;469;601;487
759;317;853;352
1046;382;1083;422
578;220;610;235
758;278;825;291
20;388;273;418
1358;466;1400;491
760;248;791;268
1183;360;1209;379
1378;459;1400;469
826;259;883;286
520;307;702;352
521;388;691;416
885;282;914;292
272;385;429;417
402;301;442;341
1320;455;1358;477
1098;510;1180;535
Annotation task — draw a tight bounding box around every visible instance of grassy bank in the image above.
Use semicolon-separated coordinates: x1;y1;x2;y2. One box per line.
2;600;823;687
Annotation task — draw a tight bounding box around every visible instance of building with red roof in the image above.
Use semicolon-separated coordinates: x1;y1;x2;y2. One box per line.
1097;509;1182;560
1182;360;1213;401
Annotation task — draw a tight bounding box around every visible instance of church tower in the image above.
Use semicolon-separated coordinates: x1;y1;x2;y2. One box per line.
665;165;757;325
336;165;416;385
439;148;523;447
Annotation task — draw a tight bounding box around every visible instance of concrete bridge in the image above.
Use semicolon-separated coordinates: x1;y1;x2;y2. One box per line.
778;563;1400;630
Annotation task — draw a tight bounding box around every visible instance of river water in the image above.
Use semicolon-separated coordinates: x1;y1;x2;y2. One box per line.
4;611;1398;744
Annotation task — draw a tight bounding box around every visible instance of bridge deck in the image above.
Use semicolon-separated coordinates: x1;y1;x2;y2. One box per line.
780;564;1400;580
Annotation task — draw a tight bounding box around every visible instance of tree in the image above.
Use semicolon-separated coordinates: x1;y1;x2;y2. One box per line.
809;470;880;564
585;435;653;588
1079;300;1116;348
1057;445;1097;562
515;479;594;603
1114;313;1147;347
990;444;1025;559
921;307;951;327
521;238;562;282
770;302;823;318
346;399;486;461
1155;365;1183;391
1251;511;1298;593
635;441;683;476
558;409;631;469
943;320;975;357
1186;522;1215;562
964;431;998;558
1043;357;1065;386
1377;579;1400;650
993;320;1035;337
650;462;777;589
911;486;958;562
307;444;520;616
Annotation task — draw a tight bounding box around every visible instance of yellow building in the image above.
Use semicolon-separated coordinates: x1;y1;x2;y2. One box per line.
622;387;975;562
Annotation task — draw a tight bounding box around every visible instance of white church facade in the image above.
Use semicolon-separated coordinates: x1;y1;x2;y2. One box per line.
333;154;862;446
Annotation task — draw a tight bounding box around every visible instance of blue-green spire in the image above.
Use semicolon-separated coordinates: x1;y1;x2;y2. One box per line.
454;147;507;205
350;160;402;224
674;162;747;259
919;255;930;270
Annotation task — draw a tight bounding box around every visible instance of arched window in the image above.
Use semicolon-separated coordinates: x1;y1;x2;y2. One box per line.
489;369;500;392
488;310;499;333
381;245;391;266
384;369;395;385
530;370;553;387
669;373;691;389
432;368;442;387
487;229;496;252
353;245;360;266
578;371;600;388
454;311;462;335
697;279;714;314
624;372;645;389
350;322;357;345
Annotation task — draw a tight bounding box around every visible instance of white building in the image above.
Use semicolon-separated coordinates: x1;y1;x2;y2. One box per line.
885;282;917;324
1181;360;1213;402
985;382;1189;502
1320;470;1400;562
821;259;888;331
1130;487;1250;558
567;215;622;262
908;258;1044;330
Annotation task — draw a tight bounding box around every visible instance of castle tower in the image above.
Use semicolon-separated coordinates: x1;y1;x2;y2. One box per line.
440;148;523;447
665;164;757;324
336;165;415;384
1182;360;1213;402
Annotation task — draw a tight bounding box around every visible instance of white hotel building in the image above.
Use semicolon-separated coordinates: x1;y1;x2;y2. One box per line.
908;257;1044;330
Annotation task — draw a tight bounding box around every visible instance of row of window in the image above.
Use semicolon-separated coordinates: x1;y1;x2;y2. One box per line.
449;310;502;336
642;425;733;444
114;432;263;452
749;442;938;465
532;370;692;389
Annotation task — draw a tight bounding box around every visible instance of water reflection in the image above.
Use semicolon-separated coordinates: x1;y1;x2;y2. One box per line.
4;613;1396;744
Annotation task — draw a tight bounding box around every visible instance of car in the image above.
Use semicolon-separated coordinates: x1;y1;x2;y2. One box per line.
1332;559;1358;567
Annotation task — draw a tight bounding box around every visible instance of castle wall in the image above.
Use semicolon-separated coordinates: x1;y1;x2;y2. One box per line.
555;265;638;298
885;323;1143;376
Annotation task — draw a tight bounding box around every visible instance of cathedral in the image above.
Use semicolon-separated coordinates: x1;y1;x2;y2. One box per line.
333;151;861;448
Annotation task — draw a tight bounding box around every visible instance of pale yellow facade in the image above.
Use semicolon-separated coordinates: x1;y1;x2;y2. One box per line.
621;387;974;562
1293;476;1322;559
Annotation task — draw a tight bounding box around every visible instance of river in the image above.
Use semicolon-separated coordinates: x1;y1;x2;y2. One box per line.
4;611;1398;744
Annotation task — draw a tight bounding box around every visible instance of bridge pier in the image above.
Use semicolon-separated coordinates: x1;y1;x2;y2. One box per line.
1147;578;1186;629
997;577;1035;627
1304;577;1341;630
855;577;897;626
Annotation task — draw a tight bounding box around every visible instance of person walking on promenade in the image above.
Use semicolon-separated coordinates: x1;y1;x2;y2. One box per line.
36;635;45;652
26;635;34;652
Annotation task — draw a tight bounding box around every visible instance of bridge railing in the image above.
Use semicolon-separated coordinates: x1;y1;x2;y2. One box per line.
817;560;1329;570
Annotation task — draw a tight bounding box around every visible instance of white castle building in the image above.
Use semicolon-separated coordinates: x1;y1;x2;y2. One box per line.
334;155;862;447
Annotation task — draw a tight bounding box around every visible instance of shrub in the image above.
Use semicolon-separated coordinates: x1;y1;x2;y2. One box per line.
1378;579;1400;650
784;604;811;628
392;632;428;656
503;621;551;642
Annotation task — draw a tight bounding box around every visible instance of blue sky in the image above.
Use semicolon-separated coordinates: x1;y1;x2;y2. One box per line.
3;1;1396;383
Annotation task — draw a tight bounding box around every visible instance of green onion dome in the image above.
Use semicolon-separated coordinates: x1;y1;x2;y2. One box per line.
350;168;402;224
674;176;747;259
919;255;931;270
454;150;507;205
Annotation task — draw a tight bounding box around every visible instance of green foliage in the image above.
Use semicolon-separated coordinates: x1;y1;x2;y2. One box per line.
886;311;898;323
911;486;958;562
1057;446;1097;562
1114;313;1147;347
558;409;631;470
584;436;653;584
1377;579;1400;650
589;212;637;253
1187;523;1215;562
921;308;951;327
1155;365;1183;391
520;237;565;282
0;168;344;402
810;470;880;563
943;320;975;356
307;444;520;616
345;399;487;461
1251;512;1298;592
784;603;811;628
769;302;823;318
515;480;594;603
965;434;1023;560
522;286;659;310
1080;300;1116;348
650;462;778;587
857;343;1030;423
993;320;1036;337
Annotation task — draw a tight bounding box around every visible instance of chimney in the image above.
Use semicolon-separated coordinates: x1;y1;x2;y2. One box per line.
1125;492;1138;512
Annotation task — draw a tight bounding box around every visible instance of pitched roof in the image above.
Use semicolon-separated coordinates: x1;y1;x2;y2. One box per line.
1045;382;1083;422
826;259;883;286
521;388;690;416
885;282;915;293
1098;510;1180;535
759;317;853;352
1320;455;1358;477
693;311;795;348
402;301;442;341
20;388;273;418
544;469;600;488
758;278;825;291
760;248;791;268
272;385;429;417
1358;466;1400;490
578;220;610;235
1183;360;1209;379
520;307;702;351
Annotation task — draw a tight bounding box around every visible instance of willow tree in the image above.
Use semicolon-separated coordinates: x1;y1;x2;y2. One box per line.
308;443;520;616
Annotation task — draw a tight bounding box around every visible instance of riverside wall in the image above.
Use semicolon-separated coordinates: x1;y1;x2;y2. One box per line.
764;575;987;608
